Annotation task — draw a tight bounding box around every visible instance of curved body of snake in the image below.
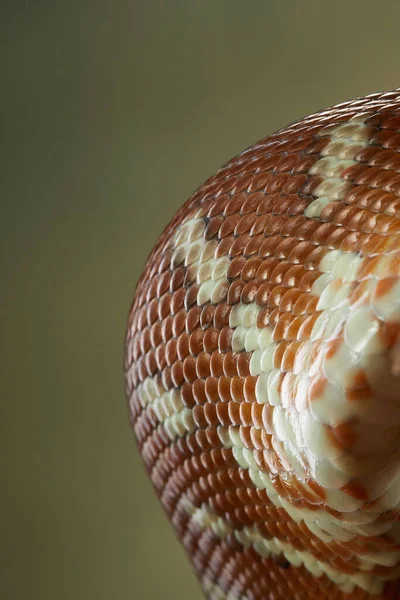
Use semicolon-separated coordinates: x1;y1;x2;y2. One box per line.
124;89;400;600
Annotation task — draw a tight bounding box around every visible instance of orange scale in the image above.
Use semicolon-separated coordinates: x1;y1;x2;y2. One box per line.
239;425;253;448
311;222;339;245
216;402;232;427
250;214;272;236
256;306;272;328
341;481;369;502
193;379;207;404
348;281;370;307
235;213;258;236
227;256;246;279
244;376;257;403
374;214;397;235
203;327;220;353
138;357;150;383
304;295;319;314
214;447;235;470
304;245;327;270
227;279;245;304
298;270;320;293
274;237;299;261
171;287;186;314
268;285;288;310
282;341;303;373
229;235;251;257
279;474;302;501
200;304;215;329
145;351;158;377
219;213;241;238
183;356;197;383
156;271;171;298
237;352;251;377
272;311;293;342
228;401;241;426
171;360;184;387
207;472;224;494
282;264;306;288
256;257;280;282
388;252;400;277
341;162;369;182
250;427;264;451
210;352;224;378
146;299;159;327
240;281;258;304
242;257;263;282
150;321;163;348
238;487;253;506
291;293;310;317
363;233;391;257
256;195;276;215
272;341;289;369
223;192;247;216
205;426;221;449
244;234;265;256
379;322;400;350
146;278;159;304
205;377;220;403
189;329;205;355
177;332;190;360
243;504;262;524
181;383;196;408
219;327;233;353
332;204;362;228
184;284;200;310
161;314;174;344
216;469;234;490
283;314;304;341
139;327;152;354
255;281;272;306
297;313;319;342
222;352;238;378
295;219;321;243
374;277;398;299
263;450;281;475
196;352;211;379
259;234;284;258
282;194;310;216
306;479;327;502
340;231;366;253
173;310;187;337
251;403;264;430
230;376;244;402
247;174;271;193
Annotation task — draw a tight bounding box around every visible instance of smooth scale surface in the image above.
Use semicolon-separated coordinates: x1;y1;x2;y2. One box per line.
125;89;400;600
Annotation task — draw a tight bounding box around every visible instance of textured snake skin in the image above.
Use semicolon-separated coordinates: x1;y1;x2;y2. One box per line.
125;89;400;600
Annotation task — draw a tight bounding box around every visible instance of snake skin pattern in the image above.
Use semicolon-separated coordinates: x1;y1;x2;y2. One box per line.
125;89;400;600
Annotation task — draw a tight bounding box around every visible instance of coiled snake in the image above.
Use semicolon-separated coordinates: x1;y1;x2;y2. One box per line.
124;89;400;599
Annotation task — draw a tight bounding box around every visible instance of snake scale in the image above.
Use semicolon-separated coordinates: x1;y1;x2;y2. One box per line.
124;89;400;599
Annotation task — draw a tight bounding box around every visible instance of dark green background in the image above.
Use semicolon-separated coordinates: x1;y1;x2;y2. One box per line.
2;2;400;599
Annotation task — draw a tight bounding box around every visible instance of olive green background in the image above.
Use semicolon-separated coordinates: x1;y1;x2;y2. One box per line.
2;2;400;599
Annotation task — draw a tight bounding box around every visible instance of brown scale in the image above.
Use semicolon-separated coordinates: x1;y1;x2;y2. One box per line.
125;90;400;599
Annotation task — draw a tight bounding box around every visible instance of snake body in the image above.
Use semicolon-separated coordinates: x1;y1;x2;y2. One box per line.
125;89;400;599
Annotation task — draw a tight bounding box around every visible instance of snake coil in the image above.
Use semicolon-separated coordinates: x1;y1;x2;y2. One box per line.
125;89;400;600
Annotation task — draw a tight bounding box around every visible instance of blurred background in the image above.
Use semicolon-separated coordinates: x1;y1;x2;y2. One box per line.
2;1;400;599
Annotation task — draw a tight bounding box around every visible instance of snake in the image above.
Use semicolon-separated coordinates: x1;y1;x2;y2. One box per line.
124;89;400;600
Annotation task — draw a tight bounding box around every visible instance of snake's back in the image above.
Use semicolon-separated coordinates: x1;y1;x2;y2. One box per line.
125;89;400;599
